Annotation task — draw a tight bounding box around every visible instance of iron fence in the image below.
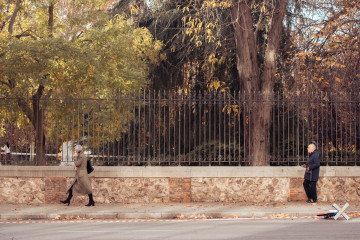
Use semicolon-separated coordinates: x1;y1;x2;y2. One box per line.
1;92;359;166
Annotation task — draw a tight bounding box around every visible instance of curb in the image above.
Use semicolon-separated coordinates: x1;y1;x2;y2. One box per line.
0;216;321;224
0;212;317;221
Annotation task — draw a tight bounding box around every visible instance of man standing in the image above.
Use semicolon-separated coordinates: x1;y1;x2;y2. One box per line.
1;142;11;165
303;143;321;203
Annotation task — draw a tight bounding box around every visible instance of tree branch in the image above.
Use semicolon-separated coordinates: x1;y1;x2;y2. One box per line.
254;6;264;42
15;33;37;40
48;3;54;37
32;85;45;101
0;80;11;88
8;0;22;34
16;98;36;128
4;79;16;89
261;0;288;92
0;16;11;32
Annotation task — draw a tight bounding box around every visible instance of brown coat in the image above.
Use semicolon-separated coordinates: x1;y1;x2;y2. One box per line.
68;152;92;195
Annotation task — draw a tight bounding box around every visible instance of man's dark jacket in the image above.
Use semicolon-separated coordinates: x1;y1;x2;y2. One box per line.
304;149;321;181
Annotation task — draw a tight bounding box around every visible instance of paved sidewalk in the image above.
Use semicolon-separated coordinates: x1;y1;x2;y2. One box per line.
1;202;359;220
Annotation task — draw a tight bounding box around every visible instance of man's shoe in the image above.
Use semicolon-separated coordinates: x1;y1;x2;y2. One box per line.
306;200;312;203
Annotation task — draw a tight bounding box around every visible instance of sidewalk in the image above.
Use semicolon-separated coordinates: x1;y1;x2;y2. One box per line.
1;202;359;220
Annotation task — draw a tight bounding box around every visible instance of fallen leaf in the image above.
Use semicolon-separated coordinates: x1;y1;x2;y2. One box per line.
176;214;185;219
268;213;290;218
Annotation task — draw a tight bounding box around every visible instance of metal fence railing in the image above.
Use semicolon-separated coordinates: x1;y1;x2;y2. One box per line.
1;92;359;166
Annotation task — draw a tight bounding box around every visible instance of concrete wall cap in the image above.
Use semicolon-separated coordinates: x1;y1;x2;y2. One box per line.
0;166;359;178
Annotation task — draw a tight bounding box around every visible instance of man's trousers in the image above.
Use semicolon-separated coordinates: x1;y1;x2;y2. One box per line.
303;179;317;202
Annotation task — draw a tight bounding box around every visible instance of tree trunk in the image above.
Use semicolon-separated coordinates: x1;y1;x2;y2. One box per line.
253;0;287;166
48;3;54;37
16;85;47;165
231;0;288;165
32;92;46;165
250;92;274;166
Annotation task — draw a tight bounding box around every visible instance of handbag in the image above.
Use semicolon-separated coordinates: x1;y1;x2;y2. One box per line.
87;159;94;174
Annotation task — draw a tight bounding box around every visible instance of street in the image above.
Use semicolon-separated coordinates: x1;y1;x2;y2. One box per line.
1;218;360;240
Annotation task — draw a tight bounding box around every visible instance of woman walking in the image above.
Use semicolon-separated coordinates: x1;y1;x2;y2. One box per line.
60;145;95;206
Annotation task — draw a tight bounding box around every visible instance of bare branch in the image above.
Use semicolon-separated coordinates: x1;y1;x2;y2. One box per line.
15;33;37;40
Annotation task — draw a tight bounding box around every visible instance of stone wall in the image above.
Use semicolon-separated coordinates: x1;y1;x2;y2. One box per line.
0;166;359;204
0;178;45;204
191;178;289;202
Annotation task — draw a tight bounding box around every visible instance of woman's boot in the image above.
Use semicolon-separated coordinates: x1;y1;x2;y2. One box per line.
85;194;95;206
60;189;72;206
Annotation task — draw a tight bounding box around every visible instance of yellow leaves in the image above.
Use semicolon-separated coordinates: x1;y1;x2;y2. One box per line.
297;51;310;58
325;61;332;67
222;105;240;115
207;35;215;43
201;0;231;9
88;65;95;77
220;1;231;8
207;79;228;93
185;17;203;37
208;53;217;65
218;56;225;65
182;6;190;13
129;4;139;15
260;4;266;13
335;77;341;83
209;80;221;91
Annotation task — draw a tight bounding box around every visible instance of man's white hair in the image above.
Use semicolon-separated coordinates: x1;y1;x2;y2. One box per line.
308;143;316;150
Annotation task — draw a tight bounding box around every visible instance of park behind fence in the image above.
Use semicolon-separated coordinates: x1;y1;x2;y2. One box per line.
1;92;360;166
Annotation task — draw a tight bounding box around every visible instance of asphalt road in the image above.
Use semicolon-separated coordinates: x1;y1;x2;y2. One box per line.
1;218;360;240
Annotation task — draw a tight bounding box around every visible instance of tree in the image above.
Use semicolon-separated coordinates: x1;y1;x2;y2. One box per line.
229;0;288;165
290;0;359;93
0;0;163;165
133;0;288;165
284;0;360;154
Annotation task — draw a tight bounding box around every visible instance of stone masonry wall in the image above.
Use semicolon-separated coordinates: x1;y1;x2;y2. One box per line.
1;176;360;204
0;178;45;204
191;178;289;202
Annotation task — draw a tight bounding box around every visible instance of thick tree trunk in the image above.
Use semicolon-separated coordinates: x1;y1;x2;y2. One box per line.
16;85;47;165
250;93;274;166
231;0;288;165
